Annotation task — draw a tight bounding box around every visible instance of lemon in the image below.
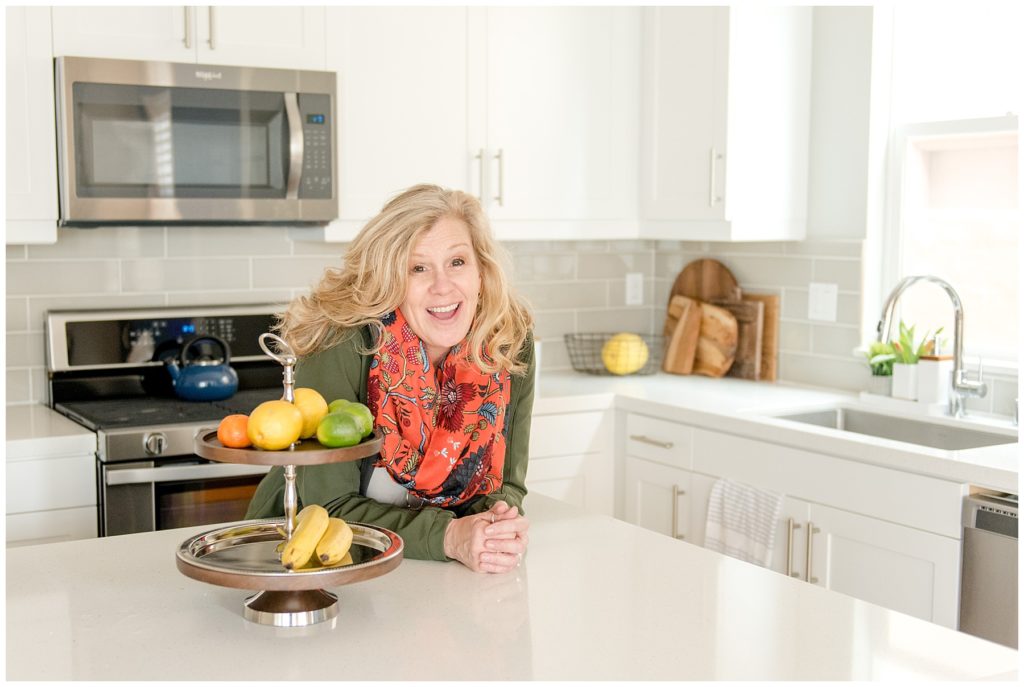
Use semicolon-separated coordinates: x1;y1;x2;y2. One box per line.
293;388;329;439
247;400;304;450
338;402;374;437
316;412;363;448
601;333;649;375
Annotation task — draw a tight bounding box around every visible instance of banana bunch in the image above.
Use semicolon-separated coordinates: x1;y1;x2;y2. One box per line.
279;504;355;571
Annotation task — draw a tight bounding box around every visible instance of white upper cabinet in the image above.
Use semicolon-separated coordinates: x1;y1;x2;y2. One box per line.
52;6;194;62
639;6;812;241
6;6;58;244
324;7;470;229
315;6;640;242
194;6;325;70
52;6;324;70
475;7;639;237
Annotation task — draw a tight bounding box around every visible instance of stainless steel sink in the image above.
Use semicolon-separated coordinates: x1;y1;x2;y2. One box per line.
774;407;1017;451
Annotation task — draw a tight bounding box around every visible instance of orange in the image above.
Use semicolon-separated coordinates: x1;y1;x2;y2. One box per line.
293;387;329;439
247;400;304;450
217;414;251;448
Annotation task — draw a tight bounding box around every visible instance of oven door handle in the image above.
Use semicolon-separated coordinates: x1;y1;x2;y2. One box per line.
105;463;271;486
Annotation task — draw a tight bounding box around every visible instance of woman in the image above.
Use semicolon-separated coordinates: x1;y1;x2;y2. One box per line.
246;184;535;574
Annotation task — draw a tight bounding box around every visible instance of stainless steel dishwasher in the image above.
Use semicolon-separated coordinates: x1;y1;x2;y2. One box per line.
959;492;1018;648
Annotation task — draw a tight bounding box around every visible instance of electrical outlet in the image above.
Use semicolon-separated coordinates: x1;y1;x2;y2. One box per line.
808;282;838;322
625;273;644;306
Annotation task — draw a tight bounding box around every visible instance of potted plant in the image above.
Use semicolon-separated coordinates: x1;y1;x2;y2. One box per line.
861;340;896;396
890;321;943;400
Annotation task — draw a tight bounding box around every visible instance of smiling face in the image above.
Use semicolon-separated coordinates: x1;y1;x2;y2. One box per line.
399;216;482;365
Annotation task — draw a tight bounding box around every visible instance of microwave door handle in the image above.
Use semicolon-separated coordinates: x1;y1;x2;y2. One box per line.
284;93;304;200
105;463;271;486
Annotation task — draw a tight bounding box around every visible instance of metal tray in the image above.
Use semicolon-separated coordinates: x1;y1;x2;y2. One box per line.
194;429;382;466
176;519;402;591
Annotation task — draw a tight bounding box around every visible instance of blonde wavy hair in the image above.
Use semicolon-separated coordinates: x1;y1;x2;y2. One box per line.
278;184;533;375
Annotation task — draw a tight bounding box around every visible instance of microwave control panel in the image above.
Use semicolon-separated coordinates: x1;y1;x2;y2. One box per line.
299;93;333;199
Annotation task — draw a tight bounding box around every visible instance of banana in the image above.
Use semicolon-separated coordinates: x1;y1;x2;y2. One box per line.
316;517;354;566
280;504;330;570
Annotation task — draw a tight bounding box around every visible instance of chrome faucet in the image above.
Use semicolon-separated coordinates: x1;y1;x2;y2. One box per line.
876;275;987;417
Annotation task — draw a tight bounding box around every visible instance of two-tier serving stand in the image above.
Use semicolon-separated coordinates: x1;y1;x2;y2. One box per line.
175;334;403;627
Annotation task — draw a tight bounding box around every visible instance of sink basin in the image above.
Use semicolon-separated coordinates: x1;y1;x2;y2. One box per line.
774;407;1017;451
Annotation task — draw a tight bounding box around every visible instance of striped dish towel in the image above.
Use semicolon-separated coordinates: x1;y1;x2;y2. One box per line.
704;478;784;568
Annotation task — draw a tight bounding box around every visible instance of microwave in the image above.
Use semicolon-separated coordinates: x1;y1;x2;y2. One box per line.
55;56;337;226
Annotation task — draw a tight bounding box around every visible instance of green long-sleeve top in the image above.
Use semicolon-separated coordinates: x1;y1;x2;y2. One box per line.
245;326;535;561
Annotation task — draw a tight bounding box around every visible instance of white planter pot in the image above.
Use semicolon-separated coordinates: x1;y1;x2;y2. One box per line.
866;374;892;397
891;363;918;400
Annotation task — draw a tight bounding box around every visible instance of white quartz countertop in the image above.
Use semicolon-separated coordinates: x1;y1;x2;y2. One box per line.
534;372;1019;492
5;403;96;460
5;494;1016;681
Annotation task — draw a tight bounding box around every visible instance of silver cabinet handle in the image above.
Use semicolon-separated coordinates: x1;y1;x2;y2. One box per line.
786;517;802;578
494;148;505;206
629;434;674;450
207;6;215;49
708;147;723;207
183;6;192;49
283;93;304;200
474;148;485;202
805;521;821;584
671;483;686;540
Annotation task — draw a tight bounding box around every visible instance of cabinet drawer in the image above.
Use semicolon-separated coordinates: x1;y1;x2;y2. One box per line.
6;455;96;514
530;411;610;459
693;430;965;538
6;506;97;547
625;414;692;468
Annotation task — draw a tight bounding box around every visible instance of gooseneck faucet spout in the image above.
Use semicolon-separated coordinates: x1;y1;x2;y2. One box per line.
876;275;987;416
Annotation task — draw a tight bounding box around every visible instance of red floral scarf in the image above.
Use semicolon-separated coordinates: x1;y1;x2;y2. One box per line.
366;308;511;507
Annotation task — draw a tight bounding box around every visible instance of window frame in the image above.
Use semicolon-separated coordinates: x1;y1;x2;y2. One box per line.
881;113;1019;374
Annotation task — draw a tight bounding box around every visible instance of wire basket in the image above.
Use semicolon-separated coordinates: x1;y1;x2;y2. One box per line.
564;333;664;376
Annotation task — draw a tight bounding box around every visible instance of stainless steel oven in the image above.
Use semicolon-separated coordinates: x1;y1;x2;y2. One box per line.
55;56;337;225
47;305;285;536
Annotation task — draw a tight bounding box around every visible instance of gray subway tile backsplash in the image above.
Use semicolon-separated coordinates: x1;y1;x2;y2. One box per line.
5;229;1017;419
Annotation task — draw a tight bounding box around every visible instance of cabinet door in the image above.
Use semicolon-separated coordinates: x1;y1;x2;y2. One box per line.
624;457;691;542
52;6;195;62
326;7;470;222
806;502;961;629
526;455;588;512
195;6;325;70
480;7;638;224
639;6;726;223
6;6;58;243
683;471;716;548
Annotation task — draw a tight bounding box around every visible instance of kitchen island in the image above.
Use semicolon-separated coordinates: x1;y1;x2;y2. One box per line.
6;495;1017;680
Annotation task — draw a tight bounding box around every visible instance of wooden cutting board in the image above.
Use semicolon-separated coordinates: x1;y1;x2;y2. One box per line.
662;296;702;375
668;258;742;305
742;293;780;382
711;299;764;380
691;303;738;377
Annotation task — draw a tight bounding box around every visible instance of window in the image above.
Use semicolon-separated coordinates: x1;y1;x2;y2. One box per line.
882;5;1021;369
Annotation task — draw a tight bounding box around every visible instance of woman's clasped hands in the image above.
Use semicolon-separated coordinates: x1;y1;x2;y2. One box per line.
443;500;530;574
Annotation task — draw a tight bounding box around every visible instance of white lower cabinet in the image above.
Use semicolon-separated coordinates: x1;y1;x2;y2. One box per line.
6;453;97;547
624;457;691;541
526;410;613;515
620;413;964;629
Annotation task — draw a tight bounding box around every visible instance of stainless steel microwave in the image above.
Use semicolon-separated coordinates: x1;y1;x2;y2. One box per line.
55;56;337;226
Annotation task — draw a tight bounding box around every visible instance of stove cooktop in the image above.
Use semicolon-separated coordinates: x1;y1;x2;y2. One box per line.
55;388;281;431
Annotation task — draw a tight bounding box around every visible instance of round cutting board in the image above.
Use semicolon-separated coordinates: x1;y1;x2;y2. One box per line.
668;258;742;306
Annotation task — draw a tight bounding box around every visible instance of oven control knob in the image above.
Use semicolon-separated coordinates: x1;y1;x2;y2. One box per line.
144;432;168;456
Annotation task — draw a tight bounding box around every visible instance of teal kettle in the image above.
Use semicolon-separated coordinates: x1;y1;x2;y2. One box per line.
164;335;239;402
